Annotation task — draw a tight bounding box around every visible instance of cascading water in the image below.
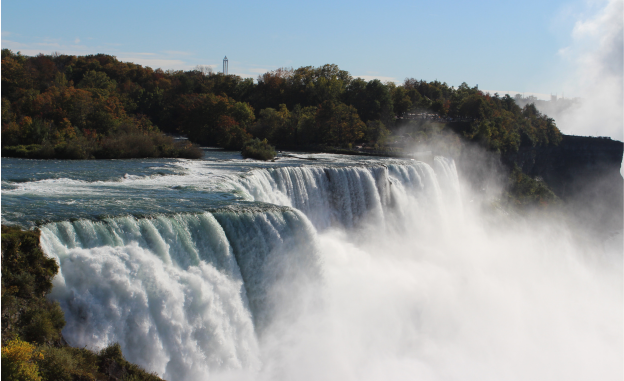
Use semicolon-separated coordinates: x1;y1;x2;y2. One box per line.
38;207;320;380
2;153;621;381
230;161;456;230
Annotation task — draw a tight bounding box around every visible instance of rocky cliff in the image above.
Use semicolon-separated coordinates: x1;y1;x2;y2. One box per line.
503;135;623;234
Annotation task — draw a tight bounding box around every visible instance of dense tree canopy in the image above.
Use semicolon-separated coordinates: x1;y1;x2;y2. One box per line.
2;49;562;158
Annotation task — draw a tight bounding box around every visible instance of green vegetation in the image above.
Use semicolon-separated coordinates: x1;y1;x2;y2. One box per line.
505;166;560;209
2;50;561;159
241;138;277;161
1;225;164;381
1;50;201;160
2;134;202;160
1;50;566;204
1;226;63;345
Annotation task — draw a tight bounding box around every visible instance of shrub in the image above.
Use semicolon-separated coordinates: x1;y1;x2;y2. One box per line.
241;138;276;161
505;166;559;209
54;138;92;159
95;133;156;159
99;343;162;381
175;142;203;159
1;338;43;381
3;132;202;160
1;226;63;345
37;346;98;381
2;145;42;158
36;347;76;381
20;302;65;345
99;343;124;364
152;134;203;159
1;226;58;299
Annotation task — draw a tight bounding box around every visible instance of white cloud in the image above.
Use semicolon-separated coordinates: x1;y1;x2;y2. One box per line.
554;0;623;140
36;42;61;47
127;52;157;56
2;39;26;48
0;36;195;70
162;50;193;56
2;38;94;56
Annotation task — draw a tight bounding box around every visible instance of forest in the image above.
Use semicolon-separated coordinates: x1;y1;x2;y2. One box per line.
1;50;562;160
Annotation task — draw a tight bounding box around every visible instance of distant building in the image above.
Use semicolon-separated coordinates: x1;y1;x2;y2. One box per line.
223;56;228;75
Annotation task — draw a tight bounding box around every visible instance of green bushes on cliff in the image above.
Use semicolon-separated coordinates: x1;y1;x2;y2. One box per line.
505;166;559;209
1;226;63;346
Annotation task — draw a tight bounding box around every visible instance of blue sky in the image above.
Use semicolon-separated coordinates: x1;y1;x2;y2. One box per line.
0;0;618;100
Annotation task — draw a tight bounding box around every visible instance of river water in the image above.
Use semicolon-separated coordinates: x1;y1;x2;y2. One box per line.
2;150;621;381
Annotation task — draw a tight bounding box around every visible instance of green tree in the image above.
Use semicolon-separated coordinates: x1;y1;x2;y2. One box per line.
251;104;290;142
292;105;319;145
365;120;390;145
391;86;412;118
77;70;117;95
316;101;366;146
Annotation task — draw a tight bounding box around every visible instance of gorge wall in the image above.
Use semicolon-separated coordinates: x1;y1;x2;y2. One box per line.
503;135;623;234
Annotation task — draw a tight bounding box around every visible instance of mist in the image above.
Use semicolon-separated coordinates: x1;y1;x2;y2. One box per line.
208;153;623;381
546;0;623;140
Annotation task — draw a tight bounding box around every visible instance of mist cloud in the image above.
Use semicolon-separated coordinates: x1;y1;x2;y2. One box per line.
556;0;623;140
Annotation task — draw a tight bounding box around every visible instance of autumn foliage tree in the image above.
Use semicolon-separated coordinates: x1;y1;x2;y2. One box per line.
1;50;201;159
315;101;366;146
2;49;562;157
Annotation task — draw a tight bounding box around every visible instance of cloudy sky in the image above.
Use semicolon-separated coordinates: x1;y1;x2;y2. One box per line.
2;0;622;138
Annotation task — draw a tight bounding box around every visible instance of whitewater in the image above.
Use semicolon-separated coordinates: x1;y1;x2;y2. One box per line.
2;150;621;381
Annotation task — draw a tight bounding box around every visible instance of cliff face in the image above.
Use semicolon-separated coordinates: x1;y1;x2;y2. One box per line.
503;135;623;233
503;135;623;199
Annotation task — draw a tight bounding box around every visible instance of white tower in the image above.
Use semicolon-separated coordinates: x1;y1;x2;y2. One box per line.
223;56;228;75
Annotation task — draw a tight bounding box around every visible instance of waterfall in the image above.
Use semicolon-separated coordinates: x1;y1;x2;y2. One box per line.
39;207;320;380
35;160;462;379
3;151;616;381
37;157;558;381
230;159;461;230
30;156;623;381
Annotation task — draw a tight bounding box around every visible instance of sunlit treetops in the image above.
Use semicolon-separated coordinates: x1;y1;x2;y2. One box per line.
1;49;561;157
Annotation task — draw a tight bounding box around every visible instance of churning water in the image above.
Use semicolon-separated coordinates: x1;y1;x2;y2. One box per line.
2;151;621;381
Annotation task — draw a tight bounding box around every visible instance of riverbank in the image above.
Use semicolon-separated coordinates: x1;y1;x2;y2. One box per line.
2;133;203;160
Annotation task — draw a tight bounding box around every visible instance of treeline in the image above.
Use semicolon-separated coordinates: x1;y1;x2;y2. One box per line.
2;49;562;159
1;50;201;159
1;225;164;381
